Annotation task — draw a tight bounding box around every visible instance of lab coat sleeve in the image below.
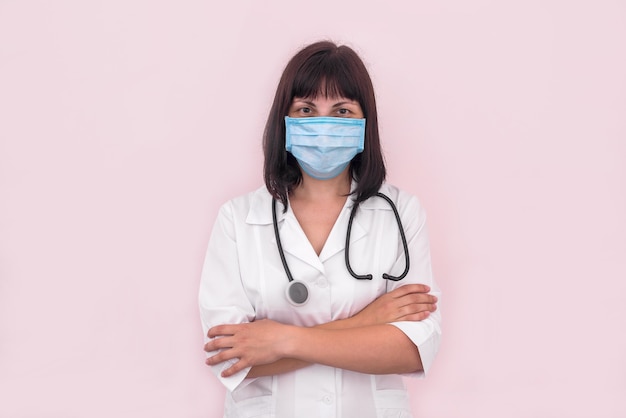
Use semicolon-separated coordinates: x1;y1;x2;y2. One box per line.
386;191;442;377
199;201;257;392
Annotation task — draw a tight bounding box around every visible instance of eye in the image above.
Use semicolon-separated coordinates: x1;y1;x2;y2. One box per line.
337;108;350;116
301;107;312;114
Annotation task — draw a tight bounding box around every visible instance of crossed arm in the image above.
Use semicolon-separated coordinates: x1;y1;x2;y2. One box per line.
204;284;438;378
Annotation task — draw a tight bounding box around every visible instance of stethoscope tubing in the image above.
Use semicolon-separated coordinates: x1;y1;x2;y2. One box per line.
272;197;295;283
345;192;410;281
272;192;410;305
273;197;310;305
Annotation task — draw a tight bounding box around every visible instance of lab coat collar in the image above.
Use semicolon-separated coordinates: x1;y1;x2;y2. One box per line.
243;185;371;271
357;183;395;211
318;197;365;263
245;186;277;226
244;183;394;225
318;182;396;261
244;187;327;272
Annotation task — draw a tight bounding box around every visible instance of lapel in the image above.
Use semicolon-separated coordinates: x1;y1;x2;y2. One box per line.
322;184;396;260
245;187;325;273
278;207;326;273
318;198;366;262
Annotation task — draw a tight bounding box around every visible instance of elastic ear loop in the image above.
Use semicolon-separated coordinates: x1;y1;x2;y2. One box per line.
345;192;410;281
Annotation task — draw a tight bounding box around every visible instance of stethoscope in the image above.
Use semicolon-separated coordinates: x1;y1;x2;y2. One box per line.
272;192;410;306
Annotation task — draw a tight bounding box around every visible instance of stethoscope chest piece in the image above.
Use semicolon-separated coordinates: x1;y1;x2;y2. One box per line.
286;280;309;306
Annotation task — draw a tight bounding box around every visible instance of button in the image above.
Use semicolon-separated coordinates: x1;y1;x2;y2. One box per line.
316;278;329;288
322;394;333;405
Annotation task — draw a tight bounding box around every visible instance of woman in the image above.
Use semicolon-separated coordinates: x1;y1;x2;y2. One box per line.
200;41;442;418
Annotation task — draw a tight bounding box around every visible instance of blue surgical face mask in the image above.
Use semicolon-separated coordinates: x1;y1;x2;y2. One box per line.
285;116;366;180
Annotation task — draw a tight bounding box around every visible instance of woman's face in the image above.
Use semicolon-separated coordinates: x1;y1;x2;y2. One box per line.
288;96;364;119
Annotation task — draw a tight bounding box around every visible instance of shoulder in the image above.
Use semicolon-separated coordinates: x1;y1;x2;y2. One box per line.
377;183;423;210
372;183;428;228
217;185;274;225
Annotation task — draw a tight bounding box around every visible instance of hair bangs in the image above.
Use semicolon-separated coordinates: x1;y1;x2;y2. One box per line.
291;55;359;101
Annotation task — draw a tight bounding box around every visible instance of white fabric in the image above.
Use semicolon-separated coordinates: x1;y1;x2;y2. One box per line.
199;183;442;418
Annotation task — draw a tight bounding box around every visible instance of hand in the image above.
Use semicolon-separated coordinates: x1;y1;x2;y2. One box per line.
353;284;437;326
204;319;292;377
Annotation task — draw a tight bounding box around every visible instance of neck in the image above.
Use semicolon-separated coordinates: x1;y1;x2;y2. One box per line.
291;171;352;202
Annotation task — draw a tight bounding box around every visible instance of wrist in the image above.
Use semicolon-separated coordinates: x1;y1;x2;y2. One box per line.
282;324;302;358
315;315;360;330
346;311;367;328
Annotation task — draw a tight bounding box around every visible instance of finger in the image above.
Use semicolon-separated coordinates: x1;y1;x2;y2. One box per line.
391;296;434;312
205;347;239;366
412;303;437;313
221;359;248;377
397;303;426;317
398;310;431;322
208;324;237;338
414;303;437;313
205;352;226;366
397;302;437;318
391;284;431;297
204;336;234;352
399;293;437;306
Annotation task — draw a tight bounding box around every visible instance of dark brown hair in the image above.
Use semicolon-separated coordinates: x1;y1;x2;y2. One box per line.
263;40;386;208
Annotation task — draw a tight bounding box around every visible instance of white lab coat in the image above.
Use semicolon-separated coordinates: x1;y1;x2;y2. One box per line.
199;183;442;418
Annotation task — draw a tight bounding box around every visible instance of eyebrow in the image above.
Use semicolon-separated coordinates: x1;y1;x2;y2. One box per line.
291;99;357;107
332;101;356;107
292;99;317;107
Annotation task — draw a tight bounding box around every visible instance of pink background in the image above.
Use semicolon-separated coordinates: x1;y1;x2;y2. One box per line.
1;1;625;417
